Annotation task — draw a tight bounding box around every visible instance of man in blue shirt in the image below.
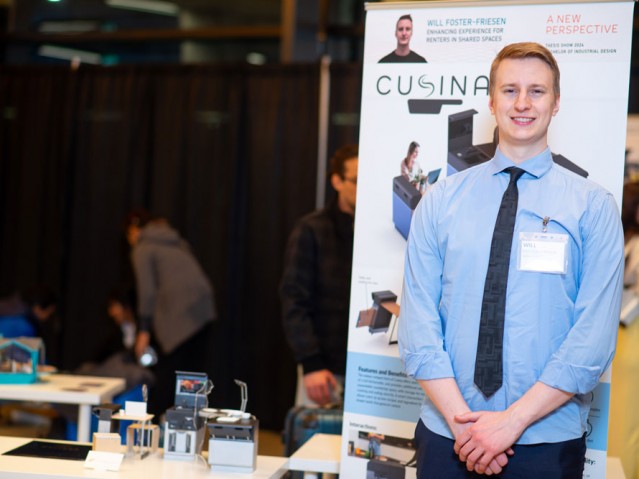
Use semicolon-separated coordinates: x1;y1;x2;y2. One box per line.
399;42;624;478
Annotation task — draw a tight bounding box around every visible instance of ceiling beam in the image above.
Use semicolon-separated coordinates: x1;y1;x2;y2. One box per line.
3;24;281;43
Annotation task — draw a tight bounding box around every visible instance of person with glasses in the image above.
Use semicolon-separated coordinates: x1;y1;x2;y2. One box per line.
280;144;358;406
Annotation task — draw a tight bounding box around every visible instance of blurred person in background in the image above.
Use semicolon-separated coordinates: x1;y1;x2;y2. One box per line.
280;144;358;407
124;209;216;417
0;284;62;367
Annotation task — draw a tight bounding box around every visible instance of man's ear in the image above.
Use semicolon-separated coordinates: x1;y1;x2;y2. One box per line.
552;95;560;116
331;173;343;192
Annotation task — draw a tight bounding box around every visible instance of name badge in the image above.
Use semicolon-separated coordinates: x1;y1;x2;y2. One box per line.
518;232;568;274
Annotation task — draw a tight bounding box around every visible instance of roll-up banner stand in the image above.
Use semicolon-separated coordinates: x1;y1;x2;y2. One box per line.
343;1;634;477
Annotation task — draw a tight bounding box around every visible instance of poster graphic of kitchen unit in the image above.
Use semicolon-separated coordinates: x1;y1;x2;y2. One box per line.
447;109;589;178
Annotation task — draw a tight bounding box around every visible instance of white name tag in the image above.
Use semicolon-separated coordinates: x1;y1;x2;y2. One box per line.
84;451;124;472
518;232;568;274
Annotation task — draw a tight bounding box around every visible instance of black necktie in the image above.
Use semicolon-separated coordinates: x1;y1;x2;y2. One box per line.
474;167;525;398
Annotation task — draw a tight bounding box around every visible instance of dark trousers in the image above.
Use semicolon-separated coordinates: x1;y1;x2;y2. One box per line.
415;420;586;479
147;323;212;418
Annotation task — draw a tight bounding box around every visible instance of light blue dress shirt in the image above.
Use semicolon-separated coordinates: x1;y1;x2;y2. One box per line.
399;147;624;444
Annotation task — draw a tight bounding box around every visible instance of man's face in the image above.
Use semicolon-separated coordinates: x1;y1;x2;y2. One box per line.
395;19;413;47
489;57;560;159
333;157;358;215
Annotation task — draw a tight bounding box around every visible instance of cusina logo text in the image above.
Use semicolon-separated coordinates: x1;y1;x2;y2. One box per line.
376;74;490;96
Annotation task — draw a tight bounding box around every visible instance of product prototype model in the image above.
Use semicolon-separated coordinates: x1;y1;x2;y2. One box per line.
447;109;588;177
0;337;45;384
164;371;210;460
204;380;259;473
108;384;156;458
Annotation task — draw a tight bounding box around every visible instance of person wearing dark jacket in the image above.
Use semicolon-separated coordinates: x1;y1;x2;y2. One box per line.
280;144;358;406
125;210;216;416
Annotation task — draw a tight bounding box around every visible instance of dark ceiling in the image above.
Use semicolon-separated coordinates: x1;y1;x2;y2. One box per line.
12;0;283;27
2;0;365;64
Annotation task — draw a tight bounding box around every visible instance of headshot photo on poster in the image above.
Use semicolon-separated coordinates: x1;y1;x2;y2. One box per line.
379;14;427;63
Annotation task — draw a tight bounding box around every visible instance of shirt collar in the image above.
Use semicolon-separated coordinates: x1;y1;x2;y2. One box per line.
488;147;553;179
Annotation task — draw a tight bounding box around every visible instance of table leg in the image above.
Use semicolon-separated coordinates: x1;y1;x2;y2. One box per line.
77;404;91;443
140;419;147;459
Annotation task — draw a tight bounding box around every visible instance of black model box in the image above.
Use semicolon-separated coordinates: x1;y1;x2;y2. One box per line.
447;109;492;175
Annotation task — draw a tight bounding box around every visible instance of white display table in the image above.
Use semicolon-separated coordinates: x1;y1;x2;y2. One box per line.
0;436;289;479
288;433;340;479
0;374;125;442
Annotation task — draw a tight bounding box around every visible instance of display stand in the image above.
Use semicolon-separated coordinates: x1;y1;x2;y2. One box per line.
111;412;155;458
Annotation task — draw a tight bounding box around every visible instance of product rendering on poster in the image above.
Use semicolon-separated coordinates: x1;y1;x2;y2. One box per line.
343;1;634;477
357;290;398;335
446;108;494;174
346;429;416;479
446;108;588;177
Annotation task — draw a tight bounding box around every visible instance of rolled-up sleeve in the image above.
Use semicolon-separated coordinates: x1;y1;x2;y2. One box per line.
539;191;624;394
399;184;455;381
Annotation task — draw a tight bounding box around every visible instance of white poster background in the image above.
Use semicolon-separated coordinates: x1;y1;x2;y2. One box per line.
342;1;634;478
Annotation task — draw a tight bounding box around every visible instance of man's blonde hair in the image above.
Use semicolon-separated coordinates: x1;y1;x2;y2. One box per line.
490;42;560;97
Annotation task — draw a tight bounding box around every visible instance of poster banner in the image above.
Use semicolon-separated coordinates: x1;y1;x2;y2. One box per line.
342;1;634;478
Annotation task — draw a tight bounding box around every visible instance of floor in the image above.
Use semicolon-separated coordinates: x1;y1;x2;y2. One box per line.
258;429;285;457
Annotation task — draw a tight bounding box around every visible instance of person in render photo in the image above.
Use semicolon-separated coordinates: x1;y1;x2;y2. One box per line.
399;42;623;478
400;141;424;189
